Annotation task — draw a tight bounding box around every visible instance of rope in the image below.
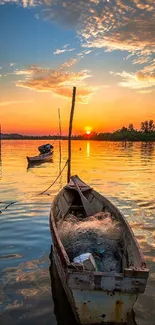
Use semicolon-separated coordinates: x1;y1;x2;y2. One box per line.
0;159;69;213
38;159;68;195
0;201;17;214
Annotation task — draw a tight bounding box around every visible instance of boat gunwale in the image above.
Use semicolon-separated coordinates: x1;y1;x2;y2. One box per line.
27;151;53;162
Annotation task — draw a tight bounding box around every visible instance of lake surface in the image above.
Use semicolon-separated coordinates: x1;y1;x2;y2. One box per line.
0;140;155;325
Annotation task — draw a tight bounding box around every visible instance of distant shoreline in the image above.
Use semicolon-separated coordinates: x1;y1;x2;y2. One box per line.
1;134;155;142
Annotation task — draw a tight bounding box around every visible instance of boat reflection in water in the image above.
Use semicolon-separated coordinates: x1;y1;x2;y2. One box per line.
49;246;137;325
49;246;78;325
27;158;53;170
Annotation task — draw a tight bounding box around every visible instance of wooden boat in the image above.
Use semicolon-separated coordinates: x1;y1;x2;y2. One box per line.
49;87;149;324
27;151;53;164
50;175;149;324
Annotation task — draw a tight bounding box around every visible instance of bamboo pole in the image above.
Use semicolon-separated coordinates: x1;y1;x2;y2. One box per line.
0;124;2;180
67;87;76;183
0;124;1;160
58;108;62;166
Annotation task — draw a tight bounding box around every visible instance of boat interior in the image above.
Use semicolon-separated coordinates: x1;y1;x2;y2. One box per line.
52;176;146;273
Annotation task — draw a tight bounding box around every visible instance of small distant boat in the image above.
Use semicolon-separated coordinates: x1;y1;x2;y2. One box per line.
27;143;54;164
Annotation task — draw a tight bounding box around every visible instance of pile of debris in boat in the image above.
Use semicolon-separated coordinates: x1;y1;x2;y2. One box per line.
38;143;53;154
57;211;123;273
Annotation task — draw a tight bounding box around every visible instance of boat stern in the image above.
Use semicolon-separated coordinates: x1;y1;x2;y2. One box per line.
67;270;149;324
68;288;137;324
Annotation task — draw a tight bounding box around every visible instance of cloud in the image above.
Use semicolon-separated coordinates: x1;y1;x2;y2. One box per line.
14;63;97;103
0;0;36;6
110;70;155;90
2;0;155;86
10;69;34;75
77;49;93;58
0;100;34;107
101;85;110;88
37;1;155;65
136;71;155;82
111;57;155;91
138;89;153;94
2;1;155;56
132;56;151;65
59;58;78;69
53;85;98;103
53;44;75;55
9;63;16;67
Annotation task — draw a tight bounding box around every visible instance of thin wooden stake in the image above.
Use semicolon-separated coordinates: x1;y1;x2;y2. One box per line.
0;124;1;160
0;124;2;180
58;108;62;166
67;87;76;183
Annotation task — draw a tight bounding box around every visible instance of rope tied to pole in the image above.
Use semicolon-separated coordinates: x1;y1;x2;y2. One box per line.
38;159;68;196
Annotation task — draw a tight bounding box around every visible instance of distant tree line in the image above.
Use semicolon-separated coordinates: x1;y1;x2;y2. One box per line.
1;120;155;141
90;120;155;141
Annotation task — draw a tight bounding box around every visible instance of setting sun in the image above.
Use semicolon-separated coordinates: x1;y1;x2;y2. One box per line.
85;126;92;135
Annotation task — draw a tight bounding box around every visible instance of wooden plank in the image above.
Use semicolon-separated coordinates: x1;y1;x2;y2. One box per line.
71;175;96;216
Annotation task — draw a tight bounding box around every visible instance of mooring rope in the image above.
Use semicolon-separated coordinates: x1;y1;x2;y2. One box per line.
0;159;69;214
38;159;68;196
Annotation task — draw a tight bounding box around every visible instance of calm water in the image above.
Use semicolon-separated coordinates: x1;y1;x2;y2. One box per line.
0;140;155;325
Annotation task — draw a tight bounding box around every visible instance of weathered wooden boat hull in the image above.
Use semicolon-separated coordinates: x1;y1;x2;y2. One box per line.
50;176;149;324
27;151;53;163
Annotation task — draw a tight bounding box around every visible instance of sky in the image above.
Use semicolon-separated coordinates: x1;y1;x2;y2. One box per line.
0;0;155;135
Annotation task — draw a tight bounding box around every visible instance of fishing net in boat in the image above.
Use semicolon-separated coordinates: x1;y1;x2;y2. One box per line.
57;212;123;272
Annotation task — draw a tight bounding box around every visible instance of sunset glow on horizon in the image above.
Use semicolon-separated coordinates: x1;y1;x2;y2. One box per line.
0;1;155;135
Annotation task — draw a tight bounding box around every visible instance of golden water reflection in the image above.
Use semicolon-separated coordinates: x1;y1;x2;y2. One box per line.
86;141;90;157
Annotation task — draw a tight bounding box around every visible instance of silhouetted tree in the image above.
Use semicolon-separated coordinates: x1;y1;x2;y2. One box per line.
128;123;134;131
141;120;155;133
120;127;128;132
141;120;149;133
148;120;155;132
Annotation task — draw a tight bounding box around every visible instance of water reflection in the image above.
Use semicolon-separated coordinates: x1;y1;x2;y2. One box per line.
49;247;78;325
0;256;55;325
141;142;154;164
0;155;2;180
27;158;54;170
0;139;2;180
86;141;90;157
49;247;137;325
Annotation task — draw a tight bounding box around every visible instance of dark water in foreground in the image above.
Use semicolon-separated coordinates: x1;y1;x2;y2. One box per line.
0;140;155;325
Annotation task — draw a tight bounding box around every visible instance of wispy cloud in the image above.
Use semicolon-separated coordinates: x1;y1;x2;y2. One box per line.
0;0;36;7
138;89;153;94
110;70;155;90
53;44;75;55
77;49;93;58
101;85;110;88
9;63;16;67
59;58;78;69
0;100;34;107
14;63;96;103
